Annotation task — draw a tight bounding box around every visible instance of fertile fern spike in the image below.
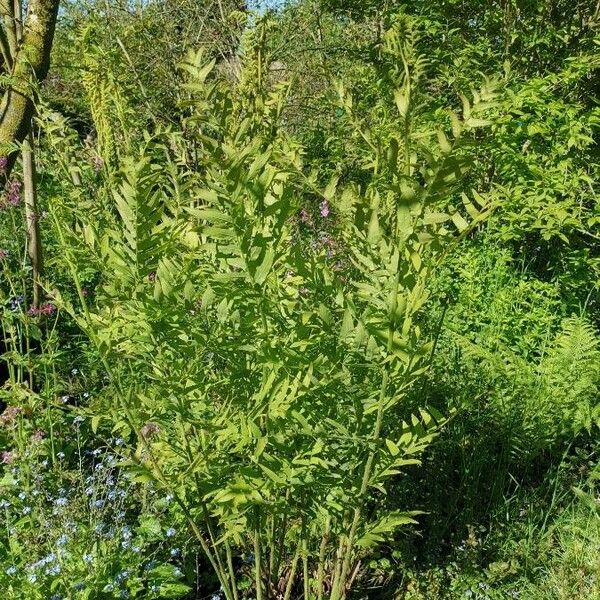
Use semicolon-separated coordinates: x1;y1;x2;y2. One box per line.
80;27;134;170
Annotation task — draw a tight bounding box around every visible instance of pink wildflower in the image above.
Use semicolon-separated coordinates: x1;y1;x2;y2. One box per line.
31;430;45;442
27;303;57;318
0;406;22;426
7;179;21;206
40;303;56;316
1;451;15;464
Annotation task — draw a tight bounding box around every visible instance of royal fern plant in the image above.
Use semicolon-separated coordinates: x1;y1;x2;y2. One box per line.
47;21;498;600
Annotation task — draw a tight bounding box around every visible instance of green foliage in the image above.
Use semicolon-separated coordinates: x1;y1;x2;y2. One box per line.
40;18;498;596
0;1;599;599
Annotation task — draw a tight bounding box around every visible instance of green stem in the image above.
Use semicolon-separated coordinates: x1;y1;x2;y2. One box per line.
254;522;264;600
302;537;309;600
315;516;330;600
272;495;289;584
226;540;239;600
267;513;275;587
328;534;345;600
283;538;302;600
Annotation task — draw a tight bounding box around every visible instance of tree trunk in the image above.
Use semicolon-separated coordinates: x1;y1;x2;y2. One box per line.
0;0;60;178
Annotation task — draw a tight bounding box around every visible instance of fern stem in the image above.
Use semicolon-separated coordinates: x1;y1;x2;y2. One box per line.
226;540;239;600
330;370;389;600
328;532;345;600
283;538;302;600
254;522;264;600
315;516;330;600
302;537;309;600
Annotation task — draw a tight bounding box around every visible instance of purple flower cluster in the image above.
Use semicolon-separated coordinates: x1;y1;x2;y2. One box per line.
6;179;21;207
31;430;45;443
0;406;23;426
299;200;331;225
28;303;57;317
0;249;8;260
1;451;15;464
